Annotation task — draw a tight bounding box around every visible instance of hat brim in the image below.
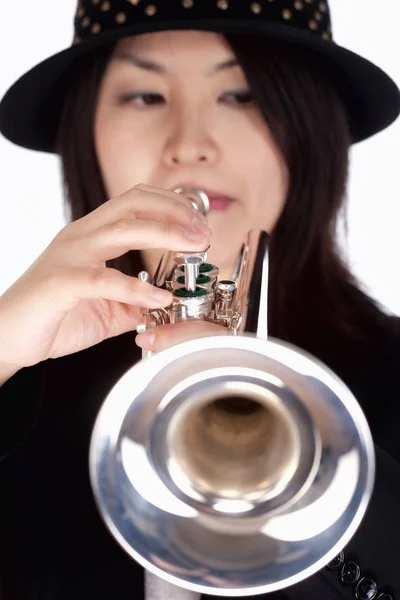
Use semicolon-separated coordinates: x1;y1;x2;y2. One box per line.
1;19;399;152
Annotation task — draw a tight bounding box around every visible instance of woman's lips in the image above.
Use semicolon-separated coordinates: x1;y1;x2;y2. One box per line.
199;188;235;212
172;185;235;212
208;196;233;211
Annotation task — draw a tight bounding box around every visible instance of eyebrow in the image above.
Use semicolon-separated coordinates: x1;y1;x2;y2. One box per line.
115;52;239;75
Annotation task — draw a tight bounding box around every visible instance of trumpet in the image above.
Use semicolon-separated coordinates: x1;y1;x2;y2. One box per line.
89;187;375;597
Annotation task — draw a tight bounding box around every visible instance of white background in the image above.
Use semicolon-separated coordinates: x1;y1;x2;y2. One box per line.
0;1;399;313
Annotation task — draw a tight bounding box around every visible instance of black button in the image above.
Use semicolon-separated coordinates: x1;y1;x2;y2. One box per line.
327;551;345;570
354;578;378;600
340;561;361;585
376;595;393;600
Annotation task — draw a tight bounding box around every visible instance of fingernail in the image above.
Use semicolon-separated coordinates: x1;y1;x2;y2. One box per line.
192;213;210;232
192;209;208;224
136;331;155;349
184;228;211;242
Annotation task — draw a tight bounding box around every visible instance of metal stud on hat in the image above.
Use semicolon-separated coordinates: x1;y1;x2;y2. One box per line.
0;0;399;151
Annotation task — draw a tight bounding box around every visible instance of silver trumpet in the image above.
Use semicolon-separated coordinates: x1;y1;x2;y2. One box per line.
89;187;375;596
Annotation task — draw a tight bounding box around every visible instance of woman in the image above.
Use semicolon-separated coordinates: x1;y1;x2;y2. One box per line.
0;0;399;599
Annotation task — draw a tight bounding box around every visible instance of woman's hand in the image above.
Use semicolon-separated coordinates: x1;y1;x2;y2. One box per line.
135;319;228;353
0;184;211;372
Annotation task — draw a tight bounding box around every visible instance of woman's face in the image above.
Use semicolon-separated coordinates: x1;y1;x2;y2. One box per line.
95;30;288;278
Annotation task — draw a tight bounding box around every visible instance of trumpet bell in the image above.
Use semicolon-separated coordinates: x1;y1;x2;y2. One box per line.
89;334;374;596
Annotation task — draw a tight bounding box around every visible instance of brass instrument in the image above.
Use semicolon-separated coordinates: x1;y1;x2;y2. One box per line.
89;187;375;596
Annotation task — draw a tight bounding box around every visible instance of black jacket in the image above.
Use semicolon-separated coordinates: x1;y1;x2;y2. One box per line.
0;319;399;600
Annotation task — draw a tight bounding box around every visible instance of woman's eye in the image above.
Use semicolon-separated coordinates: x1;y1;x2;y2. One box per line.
118;93;165;107
220;90;254;105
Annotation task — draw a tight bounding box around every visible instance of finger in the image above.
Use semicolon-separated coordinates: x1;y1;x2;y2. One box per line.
135;320;228;352
68;184;208;238
135;183;198;211
61;218;211;267
43;266;174;309
130;184;208;227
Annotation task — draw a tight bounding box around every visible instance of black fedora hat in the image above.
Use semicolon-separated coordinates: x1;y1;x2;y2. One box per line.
0;0;399;153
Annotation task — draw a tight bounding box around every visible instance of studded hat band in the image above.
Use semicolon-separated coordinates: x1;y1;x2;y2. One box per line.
73;0;332;45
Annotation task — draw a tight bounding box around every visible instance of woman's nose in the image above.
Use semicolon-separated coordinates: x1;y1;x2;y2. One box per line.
162;110;219;167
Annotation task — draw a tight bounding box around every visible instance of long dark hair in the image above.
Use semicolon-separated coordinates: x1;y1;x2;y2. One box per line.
56;35;393;383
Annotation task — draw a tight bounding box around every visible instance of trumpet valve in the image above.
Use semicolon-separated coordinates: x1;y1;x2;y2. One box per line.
215;280;237;326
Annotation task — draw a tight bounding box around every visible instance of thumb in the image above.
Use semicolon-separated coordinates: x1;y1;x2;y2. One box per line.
135;319;227;353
